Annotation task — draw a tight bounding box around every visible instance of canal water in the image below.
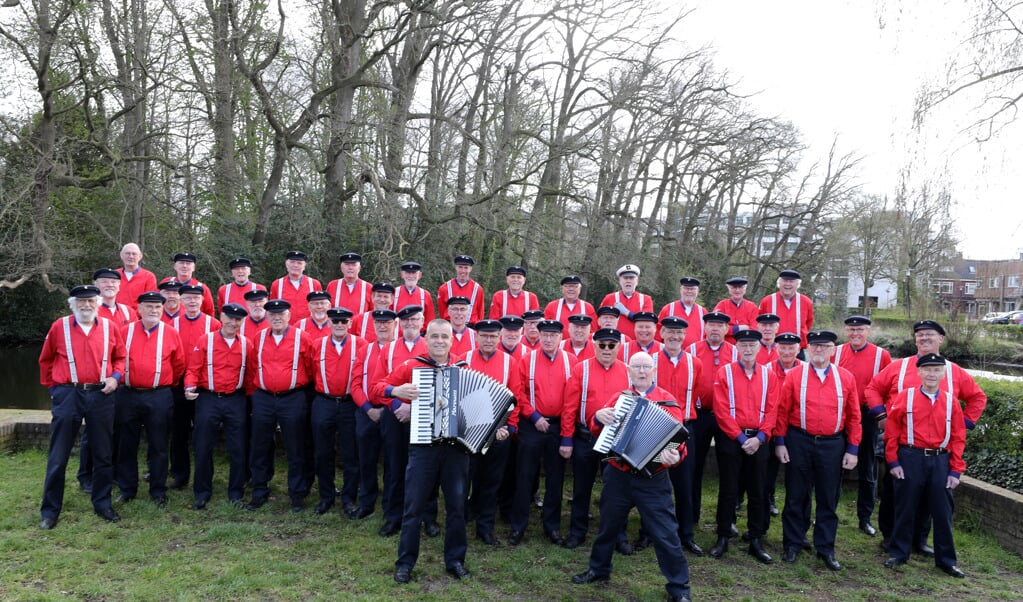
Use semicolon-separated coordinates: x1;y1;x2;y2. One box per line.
0;344;50;410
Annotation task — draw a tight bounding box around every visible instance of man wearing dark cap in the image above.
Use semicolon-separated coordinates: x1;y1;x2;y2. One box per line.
758;270;814;348
464;319;524;545
883;353;967;578
326;252;373;315
94;268;136;326
595;306;629;342
184;302;254;509
545;275;597;335
659;277;707;347
601;264;653;340
240;289;271;337
562;328;631;550
755;313;781;365
298;290;333;339
509;319;576;546
833;315;892;536
310;307;369;515
709;329;780;564
774;330;861;570
713;277;760;346
761;331;804;521
38;285;127;528
437;255;486;323
498;315;530;358
351;282;397;343
270;251;323;325
561;314;595;361
116;243;158;310
489;266;540;319
618;311;662;361
247;299;315;511
115;291;186;508
161;252;215;316
864;319;986;552
521;309;544;349
158;279;183;323
394;261;436;325
447;296;477;357
217;257;266;308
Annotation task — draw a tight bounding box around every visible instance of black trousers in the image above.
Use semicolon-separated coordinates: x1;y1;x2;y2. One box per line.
715;436;768;538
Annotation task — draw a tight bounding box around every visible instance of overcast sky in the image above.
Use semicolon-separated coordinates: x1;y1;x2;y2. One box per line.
677;0;1023;261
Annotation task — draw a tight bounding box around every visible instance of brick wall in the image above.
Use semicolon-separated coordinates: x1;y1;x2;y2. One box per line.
956;476;1023;556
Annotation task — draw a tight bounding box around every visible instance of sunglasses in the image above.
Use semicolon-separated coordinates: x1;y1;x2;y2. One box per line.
330;318;350;324
596;342;618;349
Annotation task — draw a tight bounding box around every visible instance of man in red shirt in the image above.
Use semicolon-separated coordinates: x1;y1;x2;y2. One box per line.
217;257;266;308
437;254;485;322
159;280;182;323
393;261;436;325
310;307;368;516
619;311;662;361
755;313;781;365
600;264;653;340
184;303;254;509
713;277;759;345
883;354;966;578
447;296;476;357
115;291;186;507
561;314;595;361
709;329;779;564
498;315;530;358
326;252;374;315
544;275;597;335
116;242;158;310
595;306;629;343
269;251;323;324
351;282;397;342
521;309;544;349
509;319;576;546
489;265;540;319
94;268;136;327
571;352;692;602
562;328;630;550
38;285;127;528
658;277;707;346
758;270;814;349
774;330;860;570
162;252;215;316
246;299;315;511
240;289;270;337
297;290;332;339
833;315;892;537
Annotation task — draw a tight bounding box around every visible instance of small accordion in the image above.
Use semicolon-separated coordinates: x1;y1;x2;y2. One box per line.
410;365;516;454
593;392;688;477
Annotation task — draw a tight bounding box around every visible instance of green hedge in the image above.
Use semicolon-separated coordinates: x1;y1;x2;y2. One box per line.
965;378;1023;493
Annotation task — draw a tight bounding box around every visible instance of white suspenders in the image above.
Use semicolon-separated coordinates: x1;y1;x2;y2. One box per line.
906;388;953;448
124;322;165;388
62;316;110;383
897;357;954;392
797;364;844;433
529;350;571;411
834;344;883;376
466;350;511;384
206;332;246;392
501;290;534;315
770;293;802;334
319;336;357;396
724;363;769;425
257;327;301;391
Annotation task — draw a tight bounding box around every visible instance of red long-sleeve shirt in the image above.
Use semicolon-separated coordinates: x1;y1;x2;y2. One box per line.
489;290;540;319
309;334;368;406
713;361;780;442
359;341;390;411
239;315;270;339
39;316;126;387
560;339;596;362
544;299;598;337
563;358;630;436
184;331;254;394
252;326;314;393
463;348;525;430
160;276;215;316
618;339;662;363
499;342;531;359
712;298;760;344
269;275;323;324
326;278;373;315
393;286;436;324
657;301;707;347
864;355;987;429
518;348;576;443
775;363;861;453
121;322;186;388
653;348;703;421
116;267;158;309
687;340;737;410
758;292;814;347
371;338;429;409
592;384;687;472
170;312;222;354
297;317;332;341
97;302;136;327
217;280;266;309
600;291;654;340
885;386;967;476
756;343;779;365
450;327;477;358
437;279;485;322
833;342;892;407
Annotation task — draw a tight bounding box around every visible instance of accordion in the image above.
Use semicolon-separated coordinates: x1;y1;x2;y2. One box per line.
593;392;688;477
410;365;516;454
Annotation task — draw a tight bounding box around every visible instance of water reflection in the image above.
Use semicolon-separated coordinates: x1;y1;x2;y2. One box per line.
0;344;50;410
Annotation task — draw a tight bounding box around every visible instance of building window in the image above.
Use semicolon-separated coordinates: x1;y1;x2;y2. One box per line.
965;282;977;295
990;277;1001;288
1008;276;1019;288
937;281;953;294
1007;302;1017;311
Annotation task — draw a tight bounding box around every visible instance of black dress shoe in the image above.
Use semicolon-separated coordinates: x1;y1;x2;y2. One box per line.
245;497;269;511
859;521;877;536
708;537;729;558
446;562;470;579
571;569;610;584
670;595;692;602
883;557;905;569
615;539;634;555
508;530;524;546
314;499;334;515
880;538;891;552
769;502;779;517
546;530;564;546
115;494;135;504
748;538;773;564
393;566;412;584
342;502;357;516
424;521;441;538
633;535;652;551
229;499;245;509
741;530;752;542
349;507;374;520
79;482;93;495
290;498;305;513
562;535;582;549
169;478;188;490
142;472;150;482
682;539;704;556
39;516;58;530
728;523;739;538
801;538;813;551
152;496;168;508
817;552;842;571
95;507;121;523
192;500;207;510
478;532;501;546
379;523;400;537
914;543;935;558
782;548;799;563
940;564;965;578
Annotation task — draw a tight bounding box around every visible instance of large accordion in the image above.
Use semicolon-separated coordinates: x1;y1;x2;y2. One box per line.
410;365;516;454
593;392;689;477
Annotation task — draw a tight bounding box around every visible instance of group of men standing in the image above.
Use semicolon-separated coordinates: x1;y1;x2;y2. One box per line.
38;246;984;598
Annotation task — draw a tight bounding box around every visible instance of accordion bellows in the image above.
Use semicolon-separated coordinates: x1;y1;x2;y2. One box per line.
410;366;516;454
594;392;689;476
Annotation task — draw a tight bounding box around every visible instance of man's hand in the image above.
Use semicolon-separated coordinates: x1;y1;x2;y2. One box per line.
535;417;550;433
614;302;629;315
891;466;905;480
595;408;617;426
559;445;572;459
660;448;681;465
741;437;761;455
102;377;118;394
367;407;383;423
947;475;961;490
393;402;411;423
842;452;858;470
495;426;509;441
391;383;418;401
877;416;887;431
184;386;198;401
775;444;789;463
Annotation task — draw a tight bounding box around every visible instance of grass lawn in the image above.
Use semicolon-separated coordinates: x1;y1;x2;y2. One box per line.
1;449;1021;601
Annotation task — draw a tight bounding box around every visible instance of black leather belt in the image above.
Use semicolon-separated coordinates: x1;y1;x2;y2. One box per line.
543;416;560;424
128;385;170;392
741;428;759;437
696;408;714;415
201;388;244;398
260;388;299;398
67;383;104;391
321;393;351;403
900;444;948;456
791;426;842;440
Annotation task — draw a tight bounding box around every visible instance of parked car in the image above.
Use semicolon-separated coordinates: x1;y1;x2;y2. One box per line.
989;311;1023;325
982;312;1010;324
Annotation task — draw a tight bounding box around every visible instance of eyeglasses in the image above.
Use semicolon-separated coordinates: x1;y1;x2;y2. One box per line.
596;342;618;349
330;319;350;324
631;364;654;371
